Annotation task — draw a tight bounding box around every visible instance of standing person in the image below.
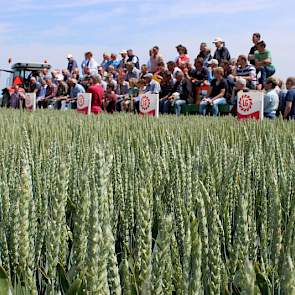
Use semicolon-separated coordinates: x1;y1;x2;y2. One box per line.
199;67;228;116
149;46;165;73
67;54;78;73
212;37;231;64
8;85;25;109
119;49;128;69
248;33;261;66
264;77;279;119
127;49;140;69
197;43;212;67
83;51;98;75
283;77;295;120
36;79;47;106
255;40;275;87
87;75;104;114
175;45;190;66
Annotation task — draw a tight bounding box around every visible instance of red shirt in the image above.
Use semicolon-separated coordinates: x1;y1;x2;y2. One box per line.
87;83;104;114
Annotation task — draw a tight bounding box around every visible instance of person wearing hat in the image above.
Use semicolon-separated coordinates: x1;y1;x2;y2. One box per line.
55;74;69;109
67;54;78;74
207;59;219;82
212;37;231;64
264;77;279;119
127;49;140;69
144;73;161;94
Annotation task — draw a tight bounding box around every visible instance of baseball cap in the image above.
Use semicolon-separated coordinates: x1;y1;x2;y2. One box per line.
56;74;64;81
143;73;153;79
213;37;224;43
120;49;127;54
67;54;73;59
208;59;219;65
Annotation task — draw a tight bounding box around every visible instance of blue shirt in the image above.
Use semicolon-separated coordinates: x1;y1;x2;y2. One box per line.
70;84;85;98
145;80;161;94
285;88;295;118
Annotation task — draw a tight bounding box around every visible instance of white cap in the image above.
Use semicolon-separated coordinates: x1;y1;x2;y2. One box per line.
213;37;224;43
67;54;73;59
56;74;64;81
120;49;127;54
208;59;219;66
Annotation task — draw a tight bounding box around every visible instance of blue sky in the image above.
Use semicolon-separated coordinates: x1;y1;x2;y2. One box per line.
0;0;294;84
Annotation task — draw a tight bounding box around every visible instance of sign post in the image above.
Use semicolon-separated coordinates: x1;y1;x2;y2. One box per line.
77;93;92;115
139;92;159;117
25;93;36;111
237;90;264;121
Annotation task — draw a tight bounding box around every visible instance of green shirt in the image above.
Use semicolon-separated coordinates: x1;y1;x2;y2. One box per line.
255;49;275;70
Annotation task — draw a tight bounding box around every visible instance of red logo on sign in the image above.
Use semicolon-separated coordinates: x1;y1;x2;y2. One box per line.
140;95;151;111
239;94;253;112
77;94;85;108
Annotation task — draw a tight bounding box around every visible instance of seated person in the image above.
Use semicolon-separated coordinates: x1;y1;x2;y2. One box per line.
153;61;166;82
55;75;69;109
167;71;189;116
190;57;209;86
159;71;175;114
122;78;138;112
229;77;248;115
235;55;257;89
40;78;57;109
264;77;279;119
199;67;228;116
67;78;85;109
103;83;118;113
283;77;295;120
255;40;275;88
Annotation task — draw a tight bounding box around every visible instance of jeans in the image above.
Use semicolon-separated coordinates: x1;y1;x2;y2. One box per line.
199;97;227;116
173;99;186;116
258;66;275;84
264;112;276;119
160;98;172;114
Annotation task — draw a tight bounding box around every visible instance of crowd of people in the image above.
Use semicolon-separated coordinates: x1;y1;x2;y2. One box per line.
5;33;295;119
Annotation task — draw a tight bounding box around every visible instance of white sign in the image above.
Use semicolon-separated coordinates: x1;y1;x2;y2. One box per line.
25;93;36;111
139;92;159;117
237;90;264;121
77;93;92;115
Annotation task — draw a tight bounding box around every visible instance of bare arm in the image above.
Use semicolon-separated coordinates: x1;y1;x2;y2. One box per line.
284;101;292;119
212;88;226;101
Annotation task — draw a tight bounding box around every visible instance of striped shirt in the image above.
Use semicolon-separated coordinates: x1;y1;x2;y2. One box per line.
236;64;256;81
236;64;257;88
